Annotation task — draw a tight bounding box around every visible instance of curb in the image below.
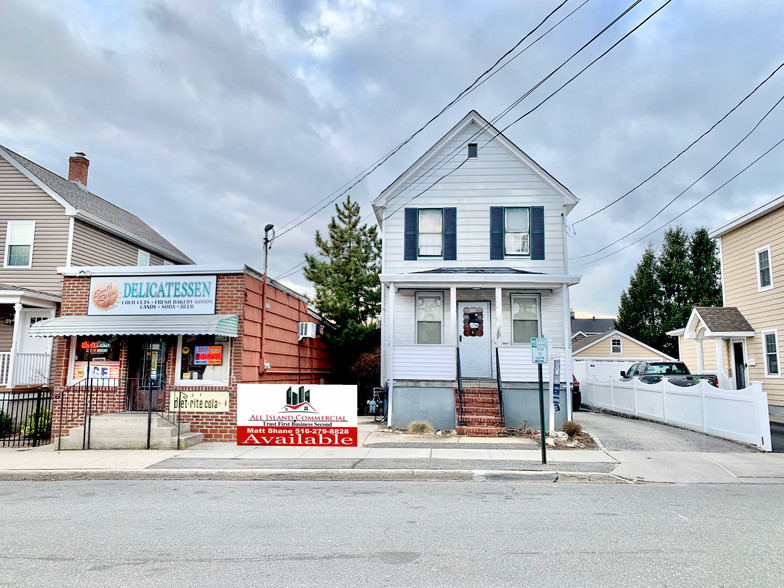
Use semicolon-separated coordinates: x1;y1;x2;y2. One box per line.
0;468;629;483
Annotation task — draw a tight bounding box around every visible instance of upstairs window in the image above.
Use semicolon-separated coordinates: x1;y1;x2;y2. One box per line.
137;249;150;266
4;221;35;267
416;292;443;344
763;330;780;377
756;245;773;291
467;143;478;158
611;337;622;354
404;208;456;260
511;294;540;343
418;209;443;257
504;208;530;256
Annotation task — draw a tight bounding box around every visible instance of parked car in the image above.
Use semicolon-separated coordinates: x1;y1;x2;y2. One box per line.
620;361;718;387
571;375;581;411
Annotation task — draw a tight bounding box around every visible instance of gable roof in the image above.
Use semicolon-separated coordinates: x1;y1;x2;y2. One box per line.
0;145;193;264
572;329;676;360
710;193;784;238
571;316;615;335
372;110;578;226
683;306;754;339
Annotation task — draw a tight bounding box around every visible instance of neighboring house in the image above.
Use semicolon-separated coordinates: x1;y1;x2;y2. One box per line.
570;312;615;342
572;329;676;381
0;146;192;389
374;111;581;434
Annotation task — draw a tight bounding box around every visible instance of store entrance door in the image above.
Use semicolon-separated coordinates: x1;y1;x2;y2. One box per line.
126;338;168;411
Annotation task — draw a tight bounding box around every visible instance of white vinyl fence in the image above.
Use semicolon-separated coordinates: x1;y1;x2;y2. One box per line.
583;376;773;451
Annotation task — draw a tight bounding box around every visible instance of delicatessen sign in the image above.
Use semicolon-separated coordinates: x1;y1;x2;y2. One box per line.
237;384;357;447
88;275;217;315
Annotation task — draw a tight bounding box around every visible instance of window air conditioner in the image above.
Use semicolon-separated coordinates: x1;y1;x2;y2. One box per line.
298;322;317;341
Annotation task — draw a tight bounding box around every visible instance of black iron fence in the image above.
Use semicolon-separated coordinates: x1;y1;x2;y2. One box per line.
0;388;53;448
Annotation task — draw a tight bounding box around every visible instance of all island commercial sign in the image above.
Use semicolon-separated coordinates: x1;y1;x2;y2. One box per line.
237;384;357;447
88;275;217;315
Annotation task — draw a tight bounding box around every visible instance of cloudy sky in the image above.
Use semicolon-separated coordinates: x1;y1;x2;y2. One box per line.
2;0;783;317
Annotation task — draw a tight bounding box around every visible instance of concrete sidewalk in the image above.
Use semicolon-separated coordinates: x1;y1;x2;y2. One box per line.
1;417;784;483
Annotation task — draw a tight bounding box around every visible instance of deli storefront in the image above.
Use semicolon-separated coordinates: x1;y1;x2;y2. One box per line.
31;265;331;447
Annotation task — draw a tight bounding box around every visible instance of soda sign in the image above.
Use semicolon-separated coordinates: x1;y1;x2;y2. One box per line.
237;384;357;447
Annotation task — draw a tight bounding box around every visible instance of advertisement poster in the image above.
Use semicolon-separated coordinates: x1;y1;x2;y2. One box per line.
73;361;121;380
87;275;217;316
170;390;229;412
237;384;357;447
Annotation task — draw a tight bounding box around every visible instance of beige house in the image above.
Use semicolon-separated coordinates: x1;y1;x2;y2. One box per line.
671;194;784;414
0;146;192;388
572;329;675;381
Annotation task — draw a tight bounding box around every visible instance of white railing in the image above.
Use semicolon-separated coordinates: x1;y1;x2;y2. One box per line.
12;353;51;386
583;375;772;451
0;352;10;387
392;344;567;382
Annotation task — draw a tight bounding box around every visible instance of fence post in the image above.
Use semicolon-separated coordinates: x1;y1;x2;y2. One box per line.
661;379;667;423
610;376;615;411
752;382;772;451
700;381;709;434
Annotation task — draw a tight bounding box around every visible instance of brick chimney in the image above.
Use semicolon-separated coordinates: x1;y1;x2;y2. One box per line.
68;152;89;186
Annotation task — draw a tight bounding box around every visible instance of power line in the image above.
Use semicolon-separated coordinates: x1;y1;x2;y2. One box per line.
572;91;784;260
570;60;784;225
275;0;668;281
572;135;784;268
273;0;578;239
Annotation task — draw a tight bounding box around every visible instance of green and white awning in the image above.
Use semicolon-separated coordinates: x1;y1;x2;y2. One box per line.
29;314;239;338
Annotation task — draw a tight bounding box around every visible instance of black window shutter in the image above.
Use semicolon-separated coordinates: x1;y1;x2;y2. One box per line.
531;206;545;260
404;208;417;260
490;206;504;260
444;208;457;260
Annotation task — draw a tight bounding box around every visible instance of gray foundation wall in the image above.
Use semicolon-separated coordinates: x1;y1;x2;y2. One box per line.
390;386;456;430
501;383;569;430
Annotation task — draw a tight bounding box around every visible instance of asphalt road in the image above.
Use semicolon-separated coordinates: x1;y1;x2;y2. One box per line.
574;409;758;452
1;480;782;587
771;420;784;453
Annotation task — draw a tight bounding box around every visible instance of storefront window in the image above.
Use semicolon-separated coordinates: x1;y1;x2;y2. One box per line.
72;336;121;381
178;335;230;384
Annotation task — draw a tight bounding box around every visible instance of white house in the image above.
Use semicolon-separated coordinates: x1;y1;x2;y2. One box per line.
373;111;581;434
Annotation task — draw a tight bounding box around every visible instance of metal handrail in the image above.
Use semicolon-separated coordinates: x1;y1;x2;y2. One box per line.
456;347;465;426
495;348;505;427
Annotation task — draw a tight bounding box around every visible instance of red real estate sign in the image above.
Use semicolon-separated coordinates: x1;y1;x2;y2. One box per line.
236;384;357;447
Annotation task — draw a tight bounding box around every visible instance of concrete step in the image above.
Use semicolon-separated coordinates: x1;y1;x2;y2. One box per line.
57;413;202;450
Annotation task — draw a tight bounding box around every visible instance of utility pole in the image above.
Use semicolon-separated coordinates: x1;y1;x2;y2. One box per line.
260;224;274;374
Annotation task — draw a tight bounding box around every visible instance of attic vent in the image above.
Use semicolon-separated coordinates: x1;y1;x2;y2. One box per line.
468;143;478;158
298;322;317;341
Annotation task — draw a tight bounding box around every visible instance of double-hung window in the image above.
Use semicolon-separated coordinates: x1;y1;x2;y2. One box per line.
4;221;35;267
511;294;540;343
137;249;151;266
611;337;622;354
418;209;443;257
416;292;443;344
756;245;773;291
504;208;530;256
763;330;780;377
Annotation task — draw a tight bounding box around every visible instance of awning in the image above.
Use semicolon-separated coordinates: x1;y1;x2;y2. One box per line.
29;314;239;338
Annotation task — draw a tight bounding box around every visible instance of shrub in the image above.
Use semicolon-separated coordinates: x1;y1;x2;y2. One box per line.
0;411;12;436
21;409;51;439
562;420;582;438
408;421;435;434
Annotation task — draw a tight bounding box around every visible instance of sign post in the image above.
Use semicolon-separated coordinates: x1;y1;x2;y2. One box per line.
532;337;548;465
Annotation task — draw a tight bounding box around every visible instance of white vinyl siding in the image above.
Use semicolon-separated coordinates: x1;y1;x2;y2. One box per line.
756;245;773;291
381;121;567;275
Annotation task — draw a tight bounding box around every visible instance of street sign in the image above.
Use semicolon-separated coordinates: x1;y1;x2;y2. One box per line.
531;337;548;364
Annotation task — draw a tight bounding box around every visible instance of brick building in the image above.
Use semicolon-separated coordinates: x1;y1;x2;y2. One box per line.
31;264;331;447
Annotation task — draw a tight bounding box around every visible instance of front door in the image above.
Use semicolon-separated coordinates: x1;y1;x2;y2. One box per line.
733;341;746;389
458;301;492;378
126;338;168;411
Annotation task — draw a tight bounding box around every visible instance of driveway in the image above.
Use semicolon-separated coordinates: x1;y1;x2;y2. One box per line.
574;409;758;452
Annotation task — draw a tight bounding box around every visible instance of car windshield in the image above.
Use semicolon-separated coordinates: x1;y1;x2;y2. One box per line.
644;363;688;375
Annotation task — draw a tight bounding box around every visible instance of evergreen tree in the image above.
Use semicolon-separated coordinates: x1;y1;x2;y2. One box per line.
304;196;381;344
657;226;691;356
687;227;722;307
615;245;663;350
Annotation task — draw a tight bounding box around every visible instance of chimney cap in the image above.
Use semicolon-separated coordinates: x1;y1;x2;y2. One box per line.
73;151;86;157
